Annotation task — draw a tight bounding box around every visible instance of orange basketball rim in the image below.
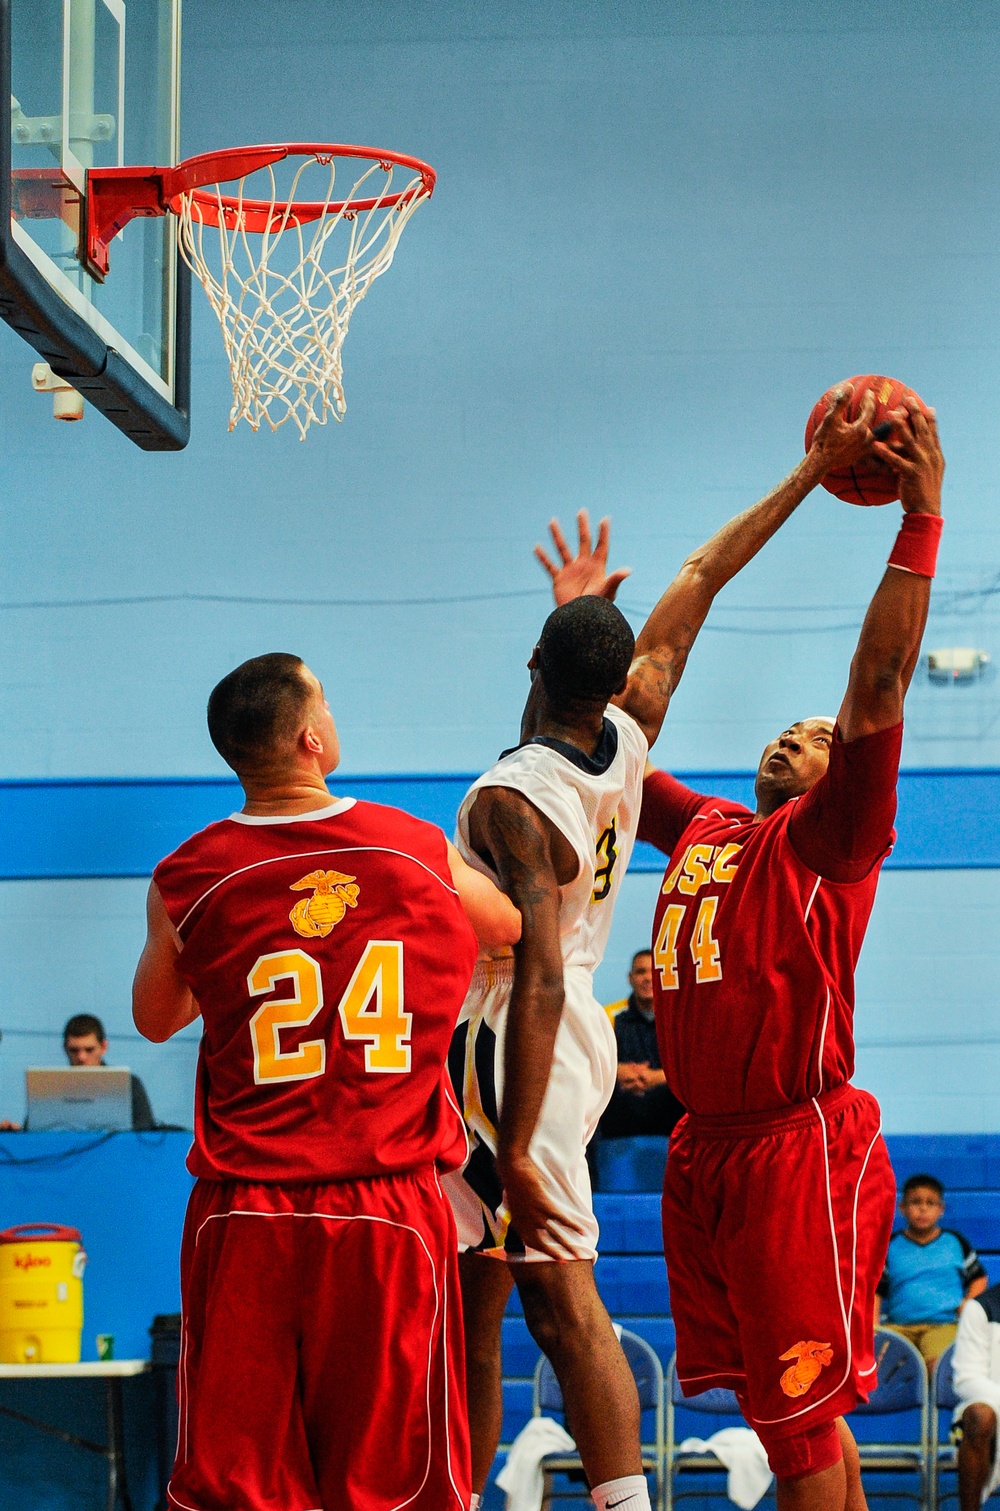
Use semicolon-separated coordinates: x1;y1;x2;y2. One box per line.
79;142;437;438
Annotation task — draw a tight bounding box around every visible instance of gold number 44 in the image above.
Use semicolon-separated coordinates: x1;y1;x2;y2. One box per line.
248;941;410;1085
653;897;723;991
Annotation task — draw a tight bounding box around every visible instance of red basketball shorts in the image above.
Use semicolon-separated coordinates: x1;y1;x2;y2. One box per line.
168;1167;470;1511
663;1084;895;1472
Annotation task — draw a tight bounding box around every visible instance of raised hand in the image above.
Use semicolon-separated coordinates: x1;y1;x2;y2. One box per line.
873;401;945;517
535;509;631;605
836;396;944;741
807;383;878;474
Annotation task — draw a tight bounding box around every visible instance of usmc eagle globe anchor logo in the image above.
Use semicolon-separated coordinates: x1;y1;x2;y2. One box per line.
288;870;360;938
779;1340;833;1397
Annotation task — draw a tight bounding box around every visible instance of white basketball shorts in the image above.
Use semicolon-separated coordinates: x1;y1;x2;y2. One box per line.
443;957;617;1263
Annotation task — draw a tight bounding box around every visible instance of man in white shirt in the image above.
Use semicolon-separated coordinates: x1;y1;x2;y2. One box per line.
951;1280;1000;1509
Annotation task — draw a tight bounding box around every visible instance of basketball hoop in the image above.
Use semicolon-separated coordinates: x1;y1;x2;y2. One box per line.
83;143;436;438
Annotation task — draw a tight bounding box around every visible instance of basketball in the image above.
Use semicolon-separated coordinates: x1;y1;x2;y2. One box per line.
804;374;930;506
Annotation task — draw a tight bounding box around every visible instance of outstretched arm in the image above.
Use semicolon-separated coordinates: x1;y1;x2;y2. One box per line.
621;387;880;745
133;883;200;1042
470;787;586;1259
537;386;879;747
837;402;944;740
786;405;944;880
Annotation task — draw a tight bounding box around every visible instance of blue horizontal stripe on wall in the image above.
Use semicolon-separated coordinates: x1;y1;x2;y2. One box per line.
0;769;998;878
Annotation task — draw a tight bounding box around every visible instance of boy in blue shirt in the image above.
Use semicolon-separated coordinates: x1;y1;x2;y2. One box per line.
877;1173;988;1367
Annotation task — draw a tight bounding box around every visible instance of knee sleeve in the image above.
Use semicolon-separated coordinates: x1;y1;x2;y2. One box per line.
761;1419;842;1481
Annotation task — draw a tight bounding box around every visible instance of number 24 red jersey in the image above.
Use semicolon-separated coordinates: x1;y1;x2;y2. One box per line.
153;798;479;1183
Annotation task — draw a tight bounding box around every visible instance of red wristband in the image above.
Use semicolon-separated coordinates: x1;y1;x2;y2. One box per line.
888;512;943;578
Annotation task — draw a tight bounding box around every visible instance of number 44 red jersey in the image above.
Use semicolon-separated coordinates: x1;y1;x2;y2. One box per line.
638;723;902;1117
153;798;478;1184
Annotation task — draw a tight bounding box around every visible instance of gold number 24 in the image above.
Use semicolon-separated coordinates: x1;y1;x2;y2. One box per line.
248;942;411;1085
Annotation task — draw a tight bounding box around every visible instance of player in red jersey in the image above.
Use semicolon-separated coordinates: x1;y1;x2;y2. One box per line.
637;400;945;1511
132;653;520;1511
454;391;884;1511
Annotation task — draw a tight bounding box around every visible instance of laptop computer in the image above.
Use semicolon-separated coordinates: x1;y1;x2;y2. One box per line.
25;1068;133;1132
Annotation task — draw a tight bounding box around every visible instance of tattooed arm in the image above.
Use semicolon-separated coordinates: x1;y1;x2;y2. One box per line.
537;387;880;748
468;785;585;1258
447;841;522;946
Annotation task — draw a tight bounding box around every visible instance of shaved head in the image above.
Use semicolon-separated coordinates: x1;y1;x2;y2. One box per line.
207;655;340;781
207;653;312;773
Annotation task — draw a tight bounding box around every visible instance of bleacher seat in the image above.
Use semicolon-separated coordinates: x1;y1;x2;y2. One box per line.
596;1135;668;1192
502;1256;670;1319
502;1377;535;1443
883;1136;1000;1194
501;1315;541;1378
593;1193;663;1252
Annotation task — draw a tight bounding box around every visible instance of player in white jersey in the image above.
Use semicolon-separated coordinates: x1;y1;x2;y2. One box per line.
450;393;882;1511
449;698;646;1264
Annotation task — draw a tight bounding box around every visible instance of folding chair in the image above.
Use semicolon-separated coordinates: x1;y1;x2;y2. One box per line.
930;1342;958;1511
532;1329;665;1510
849;1327;929;1505
665;1354;758;1511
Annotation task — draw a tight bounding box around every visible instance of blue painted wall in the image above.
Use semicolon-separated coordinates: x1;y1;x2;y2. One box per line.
2;768;999;876
1;5;999;1128
0;768;997;1129
0;0;999;777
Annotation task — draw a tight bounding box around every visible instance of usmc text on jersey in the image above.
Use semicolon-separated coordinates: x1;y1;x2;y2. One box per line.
653;842;743;992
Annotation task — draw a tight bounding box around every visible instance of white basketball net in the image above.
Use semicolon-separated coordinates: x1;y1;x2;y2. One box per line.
175;155;431;439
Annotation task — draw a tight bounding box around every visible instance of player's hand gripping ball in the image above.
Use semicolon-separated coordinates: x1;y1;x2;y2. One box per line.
805;374;930;506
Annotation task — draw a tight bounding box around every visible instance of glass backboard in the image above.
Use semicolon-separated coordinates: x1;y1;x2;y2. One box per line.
0;0;189;449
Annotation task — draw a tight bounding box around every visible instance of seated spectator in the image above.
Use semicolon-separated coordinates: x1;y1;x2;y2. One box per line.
877;1173;987;1368
63;1013;157;1131
950;1279;1000;1511
599;949;684;1139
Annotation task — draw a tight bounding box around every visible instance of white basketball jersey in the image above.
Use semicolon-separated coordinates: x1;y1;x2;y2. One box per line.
455;704;648;974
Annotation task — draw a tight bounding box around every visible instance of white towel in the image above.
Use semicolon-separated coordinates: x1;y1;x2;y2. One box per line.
678;1426;774;1509
496;1416;577;1511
